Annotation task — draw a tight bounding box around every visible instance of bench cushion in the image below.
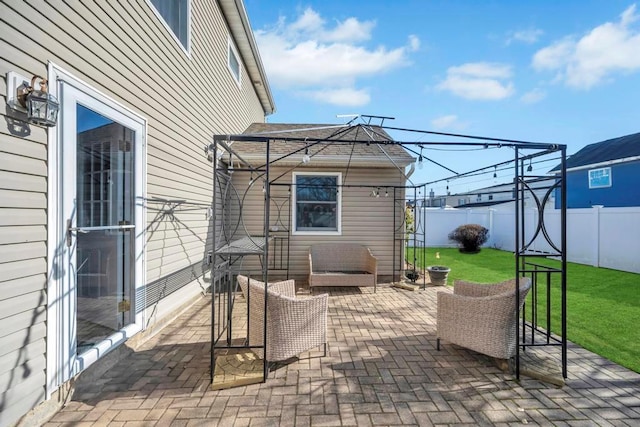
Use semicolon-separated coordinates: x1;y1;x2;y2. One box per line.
309;244;377;289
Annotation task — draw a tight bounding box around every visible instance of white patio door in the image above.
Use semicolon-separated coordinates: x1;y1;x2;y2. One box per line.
49;69;146;389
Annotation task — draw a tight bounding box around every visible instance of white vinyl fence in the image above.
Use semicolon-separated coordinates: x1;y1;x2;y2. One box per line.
410;205;640;274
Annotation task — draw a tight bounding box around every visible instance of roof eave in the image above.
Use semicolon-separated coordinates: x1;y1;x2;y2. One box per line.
551;155;640;174
218;0;276;115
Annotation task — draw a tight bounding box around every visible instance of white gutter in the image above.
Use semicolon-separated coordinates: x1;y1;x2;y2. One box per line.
245;124;349;136
554;155;640;174
374;143;415;185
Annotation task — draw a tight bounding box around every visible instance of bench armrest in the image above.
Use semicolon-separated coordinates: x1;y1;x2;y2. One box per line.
365;249;378;276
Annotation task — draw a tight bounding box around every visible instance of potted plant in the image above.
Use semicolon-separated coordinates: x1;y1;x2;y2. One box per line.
427;265;450;286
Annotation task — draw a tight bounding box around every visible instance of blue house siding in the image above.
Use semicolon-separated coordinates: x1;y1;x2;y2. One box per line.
556;159;640;208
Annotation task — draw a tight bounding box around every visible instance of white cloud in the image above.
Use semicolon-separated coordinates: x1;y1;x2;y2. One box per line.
447;62;512;79
431;114;468;130
506;28;544;45
408;34;421;51
256;38;407;87
254;7;418;107
520;88;547;104
532;4;640;89
532;38;575;70
437;62;515;100
287;8;375;43
303;88;371;107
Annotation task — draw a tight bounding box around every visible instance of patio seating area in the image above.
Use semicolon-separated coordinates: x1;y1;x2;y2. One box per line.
46;285;640;426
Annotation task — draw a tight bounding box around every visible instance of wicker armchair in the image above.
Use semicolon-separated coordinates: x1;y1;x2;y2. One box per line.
436;277;532;360
236;275;328;362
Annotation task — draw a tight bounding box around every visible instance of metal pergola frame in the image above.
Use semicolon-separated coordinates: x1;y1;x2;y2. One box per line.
208;119;568;384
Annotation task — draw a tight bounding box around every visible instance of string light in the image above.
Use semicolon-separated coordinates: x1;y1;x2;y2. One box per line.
527;159;533;172
302;146;310;164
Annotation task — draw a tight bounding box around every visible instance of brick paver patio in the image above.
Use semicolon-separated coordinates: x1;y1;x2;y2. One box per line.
45;285;640;426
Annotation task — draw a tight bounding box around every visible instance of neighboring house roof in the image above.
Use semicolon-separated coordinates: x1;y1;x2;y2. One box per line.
550;131;640;172
227;123;415;167
455;177;557;197
456;200;515;208
219;0;275;115
456;182;513;196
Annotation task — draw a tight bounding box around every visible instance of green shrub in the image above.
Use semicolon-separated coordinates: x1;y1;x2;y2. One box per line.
448;224;489;253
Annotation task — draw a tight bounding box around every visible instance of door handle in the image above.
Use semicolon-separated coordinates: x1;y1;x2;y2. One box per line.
66;220;135;247
65;219;96;247
66;219;85;247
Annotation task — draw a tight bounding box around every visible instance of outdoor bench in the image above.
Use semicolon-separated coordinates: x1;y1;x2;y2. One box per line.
308;243;378;292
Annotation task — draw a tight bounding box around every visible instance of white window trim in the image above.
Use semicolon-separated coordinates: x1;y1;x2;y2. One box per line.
46;62;148;398
588;167;612;189
147;0;192;57
228;37;242;87
292;172;342;236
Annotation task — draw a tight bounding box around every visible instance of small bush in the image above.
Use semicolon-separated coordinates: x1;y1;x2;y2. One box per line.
448;224;489;253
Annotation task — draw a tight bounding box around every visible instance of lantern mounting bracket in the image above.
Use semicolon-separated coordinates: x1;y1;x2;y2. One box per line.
6;71;60;127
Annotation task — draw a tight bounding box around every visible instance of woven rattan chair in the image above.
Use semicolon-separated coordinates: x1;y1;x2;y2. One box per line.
436;277;532;360
237;275;328;362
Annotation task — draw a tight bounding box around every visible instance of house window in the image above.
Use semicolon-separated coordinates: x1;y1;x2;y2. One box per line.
589;167;612;188
228;40;241;85
149;0;190;52
293;173;341;234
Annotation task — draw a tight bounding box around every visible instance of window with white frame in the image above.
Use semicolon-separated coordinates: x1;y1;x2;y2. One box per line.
149;0;190;51
588;167;612;188
293;173;341;234
228;40;241;84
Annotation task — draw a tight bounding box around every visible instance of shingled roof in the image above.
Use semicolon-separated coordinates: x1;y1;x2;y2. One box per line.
551;131;640;171
225;123;415;167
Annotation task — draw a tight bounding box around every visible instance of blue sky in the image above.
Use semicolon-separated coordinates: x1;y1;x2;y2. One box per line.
243;1;640;194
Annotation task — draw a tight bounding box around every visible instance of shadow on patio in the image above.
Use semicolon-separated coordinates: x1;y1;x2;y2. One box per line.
45;286;640;426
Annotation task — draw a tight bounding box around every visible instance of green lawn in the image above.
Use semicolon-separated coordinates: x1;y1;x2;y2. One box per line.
407;247;640;373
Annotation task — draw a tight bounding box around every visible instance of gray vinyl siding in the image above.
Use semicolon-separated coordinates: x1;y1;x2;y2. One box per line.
0;0;268;425
229;166;407;283
0;41;49;424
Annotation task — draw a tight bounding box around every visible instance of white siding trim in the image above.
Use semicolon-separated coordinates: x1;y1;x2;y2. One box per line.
46;63;60;400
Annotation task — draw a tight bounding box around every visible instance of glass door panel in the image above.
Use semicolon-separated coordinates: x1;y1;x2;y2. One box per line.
75;105;135;354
